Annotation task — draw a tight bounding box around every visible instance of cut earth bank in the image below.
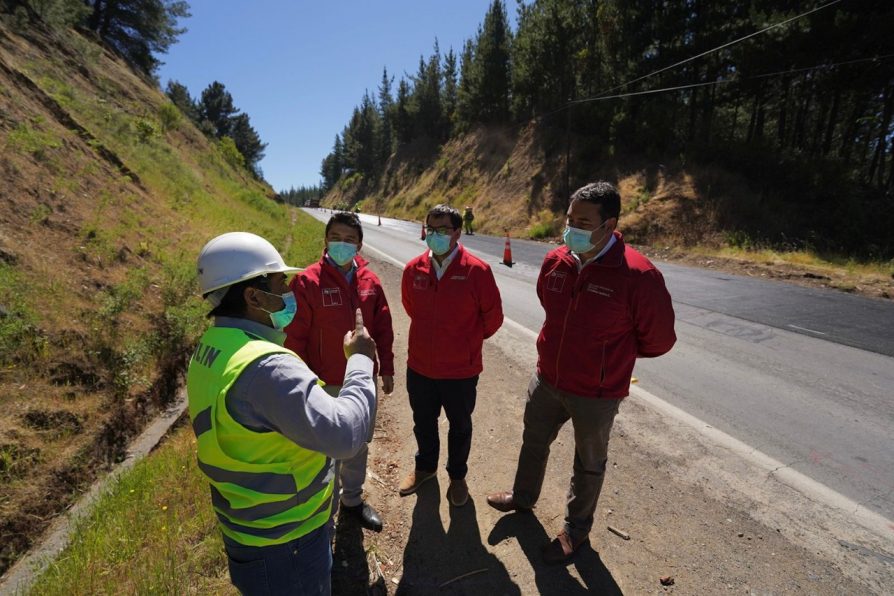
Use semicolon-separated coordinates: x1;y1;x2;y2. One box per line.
330;252;893;595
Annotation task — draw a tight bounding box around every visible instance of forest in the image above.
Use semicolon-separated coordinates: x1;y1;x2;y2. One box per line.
321;0;894;257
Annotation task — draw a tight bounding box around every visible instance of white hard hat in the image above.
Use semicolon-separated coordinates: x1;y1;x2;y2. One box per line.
197;232;301;301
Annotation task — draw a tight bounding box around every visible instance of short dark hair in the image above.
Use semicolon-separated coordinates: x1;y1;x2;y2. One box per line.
571;181;621;220
207;276;271;319
325;211;363;242
427;204;462;230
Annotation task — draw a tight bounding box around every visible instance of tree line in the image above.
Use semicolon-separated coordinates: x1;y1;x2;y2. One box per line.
165;80;267;178
321;0;894;256
277;185;322;207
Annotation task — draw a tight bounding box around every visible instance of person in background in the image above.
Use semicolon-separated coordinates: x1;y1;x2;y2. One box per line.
462;205;475;235
285;212;393;533
487;181;676;564
399;204;503;506
188;231;377;595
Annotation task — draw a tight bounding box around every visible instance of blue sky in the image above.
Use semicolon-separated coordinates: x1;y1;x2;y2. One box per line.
157;1;512;192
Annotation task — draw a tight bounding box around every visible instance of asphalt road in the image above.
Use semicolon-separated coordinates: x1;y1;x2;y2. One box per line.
302;209;894;522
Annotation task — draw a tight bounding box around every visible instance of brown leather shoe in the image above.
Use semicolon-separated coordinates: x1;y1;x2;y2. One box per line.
541;530;589;565
486;491;532;513
398;469;436;496
447;479;469;507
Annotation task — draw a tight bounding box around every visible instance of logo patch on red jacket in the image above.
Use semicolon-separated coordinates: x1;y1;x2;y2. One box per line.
546;271;567;293
413;275;430;290
359;288;377;297
322;287;343;307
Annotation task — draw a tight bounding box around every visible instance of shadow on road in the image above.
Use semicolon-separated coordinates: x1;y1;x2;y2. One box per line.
488;512;621;595
397;478;521;595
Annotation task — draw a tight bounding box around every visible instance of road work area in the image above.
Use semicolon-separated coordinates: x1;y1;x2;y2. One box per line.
331;251;893;595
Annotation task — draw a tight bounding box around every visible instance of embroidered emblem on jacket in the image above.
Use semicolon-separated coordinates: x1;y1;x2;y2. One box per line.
546;271;567;292
413;275;430;290
322;287;343;307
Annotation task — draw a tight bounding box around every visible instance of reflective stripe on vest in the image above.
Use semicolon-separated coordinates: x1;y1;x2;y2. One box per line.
186;326;334;547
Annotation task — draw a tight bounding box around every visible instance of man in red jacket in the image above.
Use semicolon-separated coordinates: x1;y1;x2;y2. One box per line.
487;181;676;564
285;211;394;532
398;204;503;507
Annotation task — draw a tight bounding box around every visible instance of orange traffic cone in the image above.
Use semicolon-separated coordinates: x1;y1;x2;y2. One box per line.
420;223;426;240
502;232;514;267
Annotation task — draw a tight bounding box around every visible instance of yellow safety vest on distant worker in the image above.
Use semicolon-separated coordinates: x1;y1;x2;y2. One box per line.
186;326;334;547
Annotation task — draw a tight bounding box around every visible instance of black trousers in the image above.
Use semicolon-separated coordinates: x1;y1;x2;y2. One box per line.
406;368;479;480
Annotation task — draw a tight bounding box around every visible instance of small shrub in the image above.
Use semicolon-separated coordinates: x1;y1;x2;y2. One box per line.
528;209;559;240
157;104;181;133
135;118;158;143
29;204;52;225
218;136;244;169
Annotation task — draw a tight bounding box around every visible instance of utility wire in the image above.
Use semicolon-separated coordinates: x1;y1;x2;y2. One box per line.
593;0;843;99
570;53;894;105
532;0;844;124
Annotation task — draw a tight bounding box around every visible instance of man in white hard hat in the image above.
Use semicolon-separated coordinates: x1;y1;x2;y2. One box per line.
187;231;377;596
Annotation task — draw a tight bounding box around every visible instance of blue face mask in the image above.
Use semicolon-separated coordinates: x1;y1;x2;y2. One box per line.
426;232;453;256
563;223;608;254
327;241;358;266
258;290;297;331
563;226;595;253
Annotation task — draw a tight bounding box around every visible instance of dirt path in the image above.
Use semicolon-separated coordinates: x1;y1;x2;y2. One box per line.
331;252;891;595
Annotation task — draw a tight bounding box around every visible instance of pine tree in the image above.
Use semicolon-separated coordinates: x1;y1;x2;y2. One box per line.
470;0;512;123
456;38;476;131
86;0;190;75
377;67;394;165
394;78;414;145
198;81;238;138
442;47;458;137
229;113;267;177
165;79;197;122
411;43;443;140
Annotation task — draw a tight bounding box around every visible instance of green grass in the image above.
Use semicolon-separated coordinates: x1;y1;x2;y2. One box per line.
27;427;235;595
0;264;47;364
4;119;62;159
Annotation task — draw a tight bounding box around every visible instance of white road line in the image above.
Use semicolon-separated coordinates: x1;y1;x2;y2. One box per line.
787;323;828;335
362;242;407;270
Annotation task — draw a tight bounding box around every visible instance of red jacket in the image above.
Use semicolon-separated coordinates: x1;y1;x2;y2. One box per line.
284;254;394;385
402;244;503;379
536;233;676;398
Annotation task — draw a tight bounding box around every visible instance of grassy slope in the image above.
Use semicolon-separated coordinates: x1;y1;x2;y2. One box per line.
0;23;324;574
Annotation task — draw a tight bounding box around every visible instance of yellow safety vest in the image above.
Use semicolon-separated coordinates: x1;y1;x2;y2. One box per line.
186;326;333;547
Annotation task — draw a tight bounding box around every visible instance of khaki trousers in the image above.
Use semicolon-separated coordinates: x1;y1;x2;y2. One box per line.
512;375;621;542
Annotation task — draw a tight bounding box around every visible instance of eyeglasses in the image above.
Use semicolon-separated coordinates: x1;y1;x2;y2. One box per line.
425;226;456;235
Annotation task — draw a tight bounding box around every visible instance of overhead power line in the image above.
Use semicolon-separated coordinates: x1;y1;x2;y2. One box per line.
570;53;894;105
592;0;844;99
530;0;845;126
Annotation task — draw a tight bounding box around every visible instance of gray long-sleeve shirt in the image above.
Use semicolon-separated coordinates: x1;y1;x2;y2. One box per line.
216;316;376;461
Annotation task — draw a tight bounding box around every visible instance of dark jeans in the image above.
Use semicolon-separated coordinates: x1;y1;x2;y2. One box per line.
225;525;331;595
406;368;478;480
